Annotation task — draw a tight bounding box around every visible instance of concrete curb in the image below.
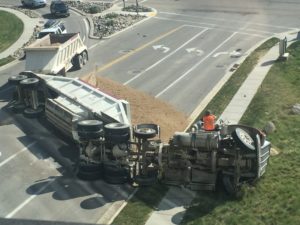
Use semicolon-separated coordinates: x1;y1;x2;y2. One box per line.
185;29;299;131
184;35;275;132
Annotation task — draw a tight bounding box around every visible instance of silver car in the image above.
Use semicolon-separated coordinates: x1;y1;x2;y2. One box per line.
21;0;46;8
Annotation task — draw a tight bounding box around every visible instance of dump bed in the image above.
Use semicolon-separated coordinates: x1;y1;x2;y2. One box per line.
25;33;87;74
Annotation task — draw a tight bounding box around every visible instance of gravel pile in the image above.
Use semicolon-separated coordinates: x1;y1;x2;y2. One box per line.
65;1;113;14
93;13;145;38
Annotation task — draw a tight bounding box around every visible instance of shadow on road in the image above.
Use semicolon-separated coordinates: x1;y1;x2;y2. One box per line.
26;175;132;210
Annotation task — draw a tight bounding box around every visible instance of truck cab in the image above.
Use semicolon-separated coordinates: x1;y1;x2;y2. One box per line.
38;22;67;39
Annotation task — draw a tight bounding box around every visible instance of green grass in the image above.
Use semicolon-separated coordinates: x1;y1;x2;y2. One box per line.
112;184;168;225
181;41;300;225
0;56;14;67
198;37;279;120
0;10;24;52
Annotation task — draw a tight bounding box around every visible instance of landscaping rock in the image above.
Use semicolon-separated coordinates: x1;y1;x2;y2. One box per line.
263;121;276;135
65;1;113;14
93;13;145;38
291;103;300;115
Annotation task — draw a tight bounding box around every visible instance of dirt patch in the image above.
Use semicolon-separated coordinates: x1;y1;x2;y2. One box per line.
81;73;189;142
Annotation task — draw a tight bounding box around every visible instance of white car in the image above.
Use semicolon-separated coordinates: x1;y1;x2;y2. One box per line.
38;22;67;38
21;0;46;8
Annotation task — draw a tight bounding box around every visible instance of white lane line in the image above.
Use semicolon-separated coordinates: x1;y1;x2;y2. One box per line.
124;28;210;85
159;11;298;30
235;31;268;38
5;177;56;218
155;32;237;98
241;28;276;35
0;141;37;168
83;35;86;42
154;16;216;28
89;43;100;50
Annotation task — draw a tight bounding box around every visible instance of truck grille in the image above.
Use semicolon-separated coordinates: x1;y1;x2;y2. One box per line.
257;141;271;178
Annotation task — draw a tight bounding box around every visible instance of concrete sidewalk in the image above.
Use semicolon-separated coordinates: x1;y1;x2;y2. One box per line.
0;7;42;59
219;32;297;124
144;31;298;225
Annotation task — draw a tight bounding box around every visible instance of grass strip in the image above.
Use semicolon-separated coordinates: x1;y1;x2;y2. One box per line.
112;183;168;225
181;41;300;225
0;56;14;67
0;10;24;52
198;37;279;120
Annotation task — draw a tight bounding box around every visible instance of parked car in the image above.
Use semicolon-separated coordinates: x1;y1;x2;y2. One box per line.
50;1;70;17
44;19;59;28
38;21;67;39
21;0;46;8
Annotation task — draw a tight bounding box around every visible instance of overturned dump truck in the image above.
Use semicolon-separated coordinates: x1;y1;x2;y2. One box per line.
8;72;271;195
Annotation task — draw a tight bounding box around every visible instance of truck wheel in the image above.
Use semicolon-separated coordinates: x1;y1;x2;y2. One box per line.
23;107;44;118
222;175;242;197
135;175;157;186
232;128;255;151
8;75;28;85
104;123;130;135
20;78;39;90
77;120;103;132
134;128;156;139
74;54;83;69
78;130;104;139
82;51;88;65
105;133;130;143
103;164;129;184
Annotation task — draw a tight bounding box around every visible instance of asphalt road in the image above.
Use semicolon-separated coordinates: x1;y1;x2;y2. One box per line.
1;0;300;224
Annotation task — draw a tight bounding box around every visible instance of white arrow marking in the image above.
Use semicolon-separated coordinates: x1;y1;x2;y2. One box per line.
196;49;204;56
153;45;163;50
186;48;196;53
230;50;242;58
162;47;170;53
186;48;204;56
153;45;170;53
213;52;229;58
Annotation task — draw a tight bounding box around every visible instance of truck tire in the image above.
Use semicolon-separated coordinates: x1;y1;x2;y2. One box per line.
82;51;88;65
104;123;130;135
103;164;129;184
74;54;83;69
8;75;28;85
23;107;44;118
105;133;130;143
77;130;104;139
135;175;157;186
134;127;156;139
20;78;39;89
222;175;242;197
77;120;103;132
232;128;255;151
77;157;103;180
